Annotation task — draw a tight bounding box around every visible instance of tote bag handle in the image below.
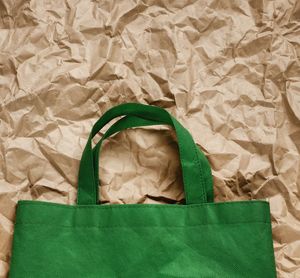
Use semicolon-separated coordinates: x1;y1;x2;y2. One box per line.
91;115;213;203
77;103;213;205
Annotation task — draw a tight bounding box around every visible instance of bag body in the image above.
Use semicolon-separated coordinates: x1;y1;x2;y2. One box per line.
9;103;276;277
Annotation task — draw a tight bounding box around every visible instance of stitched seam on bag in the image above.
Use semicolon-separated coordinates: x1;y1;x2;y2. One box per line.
15;222;270;228
193;142;206;203
174;119;206;204
90;138;97;204
17;200;269;209
176;124;190;204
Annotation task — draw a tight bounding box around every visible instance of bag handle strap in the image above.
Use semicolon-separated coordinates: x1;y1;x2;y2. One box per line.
92;115;214;203
77;103;213;205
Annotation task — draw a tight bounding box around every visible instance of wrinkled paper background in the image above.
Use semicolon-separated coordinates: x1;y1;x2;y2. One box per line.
0;0;300;277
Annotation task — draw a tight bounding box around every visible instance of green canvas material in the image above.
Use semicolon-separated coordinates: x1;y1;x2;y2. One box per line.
9;103;277;277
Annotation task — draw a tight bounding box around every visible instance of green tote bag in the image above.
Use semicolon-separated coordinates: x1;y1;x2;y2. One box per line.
9;103;277;277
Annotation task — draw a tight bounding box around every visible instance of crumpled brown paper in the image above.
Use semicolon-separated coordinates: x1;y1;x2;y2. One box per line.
0;0;300;277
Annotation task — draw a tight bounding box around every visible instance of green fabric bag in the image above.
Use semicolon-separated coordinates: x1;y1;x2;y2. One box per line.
10;103;276;277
